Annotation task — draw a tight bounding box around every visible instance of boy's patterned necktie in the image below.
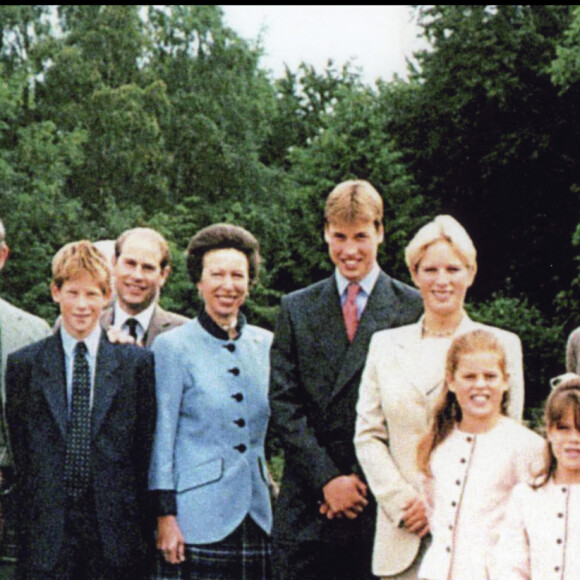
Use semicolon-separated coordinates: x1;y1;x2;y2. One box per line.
64;341;91;500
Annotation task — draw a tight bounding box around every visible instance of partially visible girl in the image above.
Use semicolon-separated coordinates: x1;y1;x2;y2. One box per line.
416;329;544;580
491;374;580;580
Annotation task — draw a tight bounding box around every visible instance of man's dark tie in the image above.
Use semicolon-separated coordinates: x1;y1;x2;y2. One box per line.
126;318;139;341
343;282;361;342
64;341;91;500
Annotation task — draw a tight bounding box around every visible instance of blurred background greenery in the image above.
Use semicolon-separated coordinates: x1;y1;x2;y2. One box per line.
1;6;580;418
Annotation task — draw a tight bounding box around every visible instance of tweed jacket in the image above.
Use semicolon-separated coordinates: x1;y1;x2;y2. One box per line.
419;418;544;580
269;271;422;545
148;314;273;544
354;315;526;576
0;298;51;466
5;332;156;571
100;302;189;348
491;479;580;580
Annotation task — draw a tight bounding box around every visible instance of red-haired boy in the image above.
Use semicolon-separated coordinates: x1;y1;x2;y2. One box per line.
5;241;156;579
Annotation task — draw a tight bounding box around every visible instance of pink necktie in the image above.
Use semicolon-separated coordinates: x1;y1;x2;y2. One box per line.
343;283;361;342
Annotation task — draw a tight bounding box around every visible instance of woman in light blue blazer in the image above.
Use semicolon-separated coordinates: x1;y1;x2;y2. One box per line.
149;224;273;579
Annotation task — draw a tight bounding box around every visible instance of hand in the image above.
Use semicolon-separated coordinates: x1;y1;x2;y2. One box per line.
157;515;186;565
319;500;342;519
106;327;137;345
322;474;368;520
400;496;430;538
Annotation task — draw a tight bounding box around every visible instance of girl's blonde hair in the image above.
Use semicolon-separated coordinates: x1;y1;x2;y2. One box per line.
533;375;580;488
417;329;509;475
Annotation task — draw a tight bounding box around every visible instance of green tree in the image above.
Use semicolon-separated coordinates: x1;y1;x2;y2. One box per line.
389;5;578;311
271;65;427;291
551;5;580;90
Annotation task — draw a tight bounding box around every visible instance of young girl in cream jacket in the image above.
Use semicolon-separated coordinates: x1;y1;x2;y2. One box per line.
416;329;544;580
491;374;580;580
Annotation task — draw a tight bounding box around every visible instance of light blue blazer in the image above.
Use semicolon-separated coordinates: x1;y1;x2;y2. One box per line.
148;313;273;544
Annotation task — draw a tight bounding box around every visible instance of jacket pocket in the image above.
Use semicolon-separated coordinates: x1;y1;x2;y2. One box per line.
176;458;223;493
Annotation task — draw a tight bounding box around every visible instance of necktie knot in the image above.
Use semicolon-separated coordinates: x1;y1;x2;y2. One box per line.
75;341;88;357
125;318;139;340
346;282;361;303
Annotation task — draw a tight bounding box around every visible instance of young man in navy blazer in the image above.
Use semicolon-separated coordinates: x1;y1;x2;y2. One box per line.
5;241;156;579
269;180;423;579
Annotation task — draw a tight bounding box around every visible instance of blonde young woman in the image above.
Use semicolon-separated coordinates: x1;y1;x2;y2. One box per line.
354;215;525;579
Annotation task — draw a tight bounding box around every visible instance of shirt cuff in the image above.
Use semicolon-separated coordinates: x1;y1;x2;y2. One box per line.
150;489;177;516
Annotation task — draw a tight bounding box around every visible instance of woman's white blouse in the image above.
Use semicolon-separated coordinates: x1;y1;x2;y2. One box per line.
491;480;580;580
418;417;545;580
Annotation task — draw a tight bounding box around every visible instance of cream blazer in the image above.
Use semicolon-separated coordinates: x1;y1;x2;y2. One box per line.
354;315;524;577
419;418;544;580
491;480;580;580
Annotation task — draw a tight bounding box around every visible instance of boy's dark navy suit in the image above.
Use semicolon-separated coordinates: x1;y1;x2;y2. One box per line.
5;331;156;574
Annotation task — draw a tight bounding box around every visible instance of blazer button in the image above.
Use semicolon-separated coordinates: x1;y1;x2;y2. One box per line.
231;393;244;402
558;512;564;518
451;501;457;507
455;480;461;486
228;367;240;376
460;458;466;464
557;538;563;544
234;444;247;453
234;418;246;428
224;343;236;352
466;436;473;443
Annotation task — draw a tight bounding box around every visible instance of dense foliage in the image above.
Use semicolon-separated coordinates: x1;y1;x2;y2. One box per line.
1;5;579;414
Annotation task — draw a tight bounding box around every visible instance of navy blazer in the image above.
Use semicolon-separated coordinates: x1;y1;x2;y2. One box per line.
5;332;156;571
269;271;422;544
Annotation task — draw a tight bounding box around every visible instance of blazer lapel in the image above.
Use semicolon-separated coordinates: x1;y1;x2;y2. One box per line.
306;277;350;377
330;272;398;400
91;336;121;439
39;334;68;439
144;305;165;347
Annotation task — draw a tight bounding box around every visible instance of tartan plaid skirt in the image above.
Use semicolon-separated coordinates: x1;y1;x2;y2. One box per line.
151;516;271;580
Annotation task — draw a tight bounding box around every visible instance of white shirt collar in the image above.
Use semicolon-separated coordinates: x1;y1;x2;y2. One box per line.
335;262;380;297
60;324;101;358
113;299;156;332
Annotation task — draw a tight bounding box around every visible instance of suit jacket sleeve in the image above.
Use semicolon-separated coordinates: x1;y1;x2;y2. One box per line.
354;335;419;525
148;333;186;513
4;350;32;484
269;297;342;493
135;349;157;499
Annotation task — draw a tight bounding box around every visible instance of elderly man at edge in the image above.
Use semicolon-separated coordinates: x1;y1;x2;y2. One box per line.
0;218;51;562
